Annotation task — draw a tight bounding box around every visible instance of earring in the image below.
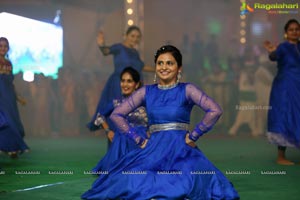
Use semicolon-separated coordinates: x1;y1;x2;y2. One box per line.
284;33;287;39
176;71;182;83
153;73;157;83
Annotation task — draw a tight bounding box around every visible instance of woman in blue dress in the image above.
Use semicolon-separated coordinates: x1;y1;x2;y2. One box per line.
82;45;239;199
88;67;148;173
93;26;154;122
0;37;29;158
263;19;300;165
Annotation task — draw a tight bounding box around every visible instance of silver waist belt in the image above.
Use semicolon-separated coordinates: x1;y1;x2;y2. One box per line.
149;123;189;134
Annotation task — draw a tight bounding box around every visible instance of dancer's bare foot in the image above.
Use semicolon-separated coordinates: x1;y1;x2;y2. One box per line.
277;158;294;165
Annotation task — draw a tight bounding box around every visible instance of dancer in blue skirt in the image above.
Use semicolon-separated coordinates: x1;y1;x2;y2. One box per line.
92;26;153;126
88;67;148;173
88;26;153;148
263;19;300;165
0;37;29;158
82;45;239;199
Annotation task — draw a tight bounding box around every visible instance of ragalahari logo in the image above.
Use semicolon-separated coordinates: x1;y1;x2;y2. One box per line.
240;2;254;15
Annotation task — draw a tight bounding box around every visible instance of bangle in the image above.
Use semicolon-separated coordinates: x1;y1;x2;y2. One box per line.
94;113;105;126
139;139;146;147
189;126;204;142
136;137;145;146
127;128;145;146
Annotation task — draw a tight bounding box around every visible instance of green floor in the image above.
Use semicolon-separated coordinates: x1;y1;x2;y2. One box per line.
0;134;299;200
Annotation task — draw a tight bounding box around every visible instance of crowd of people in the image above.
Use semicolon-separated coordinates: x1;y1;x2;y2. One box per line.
0;18;299;199
6;33;276;139
82;44;240;200
13;68;104;137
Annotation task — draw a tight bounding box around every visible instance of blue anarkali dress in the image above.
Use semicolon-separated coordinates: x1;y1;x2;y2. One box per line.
267;41;300;148
82;83;239;200
90;98;148;173
0;59;28;154
95;43;144;115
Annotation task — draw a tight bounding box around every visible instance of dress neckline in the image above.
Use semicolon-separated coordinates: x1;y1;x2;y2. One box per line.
157;82;178;90
121;43;135;50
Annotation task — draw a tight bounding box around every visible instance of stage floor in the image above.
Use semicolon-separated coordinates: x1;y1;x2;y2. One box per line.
1;134;299;200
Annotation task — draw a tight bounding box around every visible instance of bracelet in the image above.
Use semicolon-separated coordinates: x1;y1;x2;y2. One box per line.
94;113;105;126
127;128;145;146
139;139;146;147
189;126;204;142
136;137;145;146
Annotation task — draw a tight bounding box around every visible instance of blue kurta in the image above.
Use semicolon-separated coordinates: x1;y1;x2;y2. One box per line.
267;41;300;148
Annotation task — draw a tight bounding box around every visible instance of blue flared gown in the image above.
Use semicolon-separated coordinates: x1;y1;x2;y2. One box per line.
91;98;148;173
82;83;239;200
267;41;300;148
0;59;28;153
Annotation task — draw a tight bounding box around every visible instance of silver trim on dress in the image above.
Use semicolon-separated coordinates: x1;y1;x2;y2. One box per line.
149;122;189;134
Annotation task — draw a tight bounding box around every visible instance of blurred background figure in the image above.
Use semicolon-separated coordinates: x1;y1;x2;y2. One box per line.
263;19;300;165
93;26;153;121
30;74;52;136
58;67;80;136
254;55;274;136
0;37;29;158
229;46;260;137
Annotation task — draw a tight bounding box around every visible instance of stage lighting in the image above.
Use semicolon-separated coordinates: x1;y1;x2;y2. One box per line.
0;12;63;79
23;71;34;82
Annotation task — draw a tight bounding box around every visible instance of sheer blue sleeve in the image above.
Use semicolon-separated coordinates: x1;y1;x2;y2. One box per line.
186;83;223;141
110;87;146;145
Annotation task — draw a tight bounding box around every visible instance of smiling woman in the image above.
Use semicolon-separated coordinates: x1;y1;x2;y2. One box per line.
154;45;183;88
120;67;141;96
263;19;300;165
82;45;240;200
88;26;154;150
86;66;148;174
90;26;154;132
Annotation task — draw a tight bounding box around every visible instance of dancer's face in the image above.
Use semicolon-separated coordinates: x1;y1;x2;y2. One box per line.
120;72;140;96
286;22;300;42
125;30;141;47
0;40;9;58
155;53;182;86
